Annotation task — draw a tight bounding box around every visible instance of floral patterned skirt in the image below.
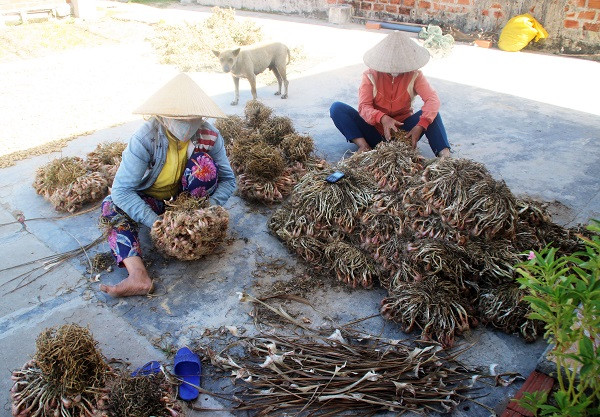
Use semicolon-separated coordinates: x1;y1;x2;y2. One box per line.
100;151;219;266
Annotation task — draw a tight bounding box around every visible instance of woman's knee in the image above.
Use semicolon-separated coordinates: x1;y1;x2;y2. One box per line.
329;101;348;118
100;195;116;220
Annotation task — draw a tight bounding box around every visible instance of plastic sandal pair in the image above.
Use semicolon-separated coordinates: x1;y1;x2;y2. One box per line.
130;347;201;401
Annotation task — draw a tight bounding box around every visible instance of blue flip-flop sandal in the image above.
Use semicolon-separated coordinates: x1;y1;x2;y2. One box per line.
174;347;201;401
131;360;162;377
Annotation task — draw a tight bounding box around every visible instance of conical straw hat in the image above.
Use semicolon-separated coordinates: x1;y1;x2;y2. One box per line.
134;73;226;119
363;31;430;73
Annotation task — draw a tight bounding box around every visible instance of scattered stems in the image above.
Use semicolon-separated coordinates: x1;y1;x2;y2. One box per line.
204;329;486;415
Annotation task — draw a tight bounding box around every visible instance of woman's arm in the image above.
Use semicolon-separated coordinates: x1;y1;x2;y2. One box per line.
111;124;161;228
414;71;440;129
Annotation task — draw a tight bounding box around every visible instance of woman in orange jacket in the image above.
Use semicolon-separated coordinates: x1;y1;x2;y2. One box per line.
330;31;451;157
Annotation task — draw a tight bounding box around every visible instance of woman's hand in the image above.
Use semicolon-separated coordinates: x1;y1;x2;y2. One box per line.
381;115;403;141
408;125;425;149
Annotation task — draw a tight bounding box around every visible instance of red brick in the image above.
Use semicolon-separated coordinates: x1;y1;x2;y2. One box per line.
589;0;600;9
564;19;580;28
398;6;411;14
507;371;555;417
457;0;470;4
419;1;431;8
403;0;415;6
501;409;522;417
474;39;492;47
361;3;373;10
373;3;385;11
390;0;401;4
386;4;398;12
583;21;600;30
575;0;586;7
579;10;597;19
566;12;575;18
365;21;381;29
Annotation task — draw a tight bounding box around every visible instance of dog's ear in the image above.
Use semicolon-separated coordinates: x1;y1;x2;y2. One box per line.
232;48;241;57
212;50;220;58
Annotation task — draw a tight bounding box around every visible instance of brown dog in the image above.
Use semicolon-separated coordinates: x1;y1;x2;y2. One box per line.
213;42;290;106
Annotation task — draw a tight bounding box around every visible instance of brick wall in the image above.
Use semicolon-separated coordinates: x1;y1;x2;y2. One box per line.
346;0;599;52
193;0;599;52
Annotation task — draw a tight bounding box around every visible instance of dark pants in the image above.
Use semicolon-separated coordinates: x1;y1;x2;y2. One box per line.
329;101;451;156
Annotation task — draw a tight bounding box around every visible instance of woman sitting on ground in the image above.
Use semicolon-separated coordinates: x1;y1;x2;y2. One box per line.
99;73;236;297
330;31;451;157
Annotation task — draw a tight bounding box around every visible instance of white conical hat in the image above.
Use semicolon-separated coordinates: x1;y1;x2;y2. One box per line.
363;31;430;73
134;73;226;119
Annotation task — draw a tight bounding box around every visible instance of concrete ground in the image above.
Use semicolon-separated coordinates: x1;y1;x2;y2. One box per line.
1;2;599;416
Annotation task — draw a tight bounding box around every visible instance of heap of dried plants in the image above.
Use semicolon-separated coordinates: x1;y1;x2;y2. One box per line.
279;133;314;163
381;277;473;348
11;324;109;417
33;156;109;213
106;372;183;417
151;193;229;261
151;7;263;72
33;142;127;213
324;240;382;289
244;100;273;129
478;283;543;342
213;115;248;148
222;100;325;205
85;141;127;183
420;158;518;240
258;115;295;146
268;137;580;347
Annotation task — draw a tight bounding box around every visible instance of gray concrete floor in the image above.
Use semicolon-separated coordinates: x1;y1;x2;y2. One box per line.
1;2;599;416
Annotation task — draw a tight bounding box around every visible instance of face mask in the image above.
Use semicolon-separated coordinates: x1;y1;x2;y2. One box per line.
159;117;203;142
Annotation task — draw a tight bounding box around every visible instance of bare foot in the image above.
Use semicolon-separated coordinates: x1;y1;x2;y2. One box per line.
356;145;372;153
438;148;451;158
100;270;153;297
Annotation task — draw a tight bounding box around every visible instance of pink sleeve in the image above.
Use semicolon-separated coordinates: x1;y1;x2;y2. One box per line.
358;72;385;126
414;72;440;129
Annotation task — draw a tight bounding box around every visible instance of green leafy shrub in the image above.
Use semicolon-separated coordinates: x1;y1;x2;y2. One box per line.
516;219;600;416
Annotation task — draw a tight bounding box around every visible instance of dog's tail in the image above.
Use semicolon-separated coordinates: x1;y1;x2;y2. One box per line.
287;47;291;65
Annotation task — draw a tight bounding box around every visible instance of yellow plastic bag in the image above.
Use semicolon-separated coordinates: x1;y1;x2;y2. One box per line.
498;13;549;52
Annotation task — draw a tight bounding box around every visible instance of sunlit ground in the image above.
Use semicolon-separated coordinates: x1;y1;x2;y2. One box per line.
0;0;598;161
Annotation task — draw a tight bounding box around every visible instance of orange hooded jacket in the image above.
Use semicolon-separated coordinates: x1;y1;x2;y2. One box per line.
358;68;440;135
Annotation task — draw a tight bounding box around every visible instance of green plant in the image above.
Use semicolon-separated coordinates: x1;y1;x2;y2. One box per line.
516;219;600;416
